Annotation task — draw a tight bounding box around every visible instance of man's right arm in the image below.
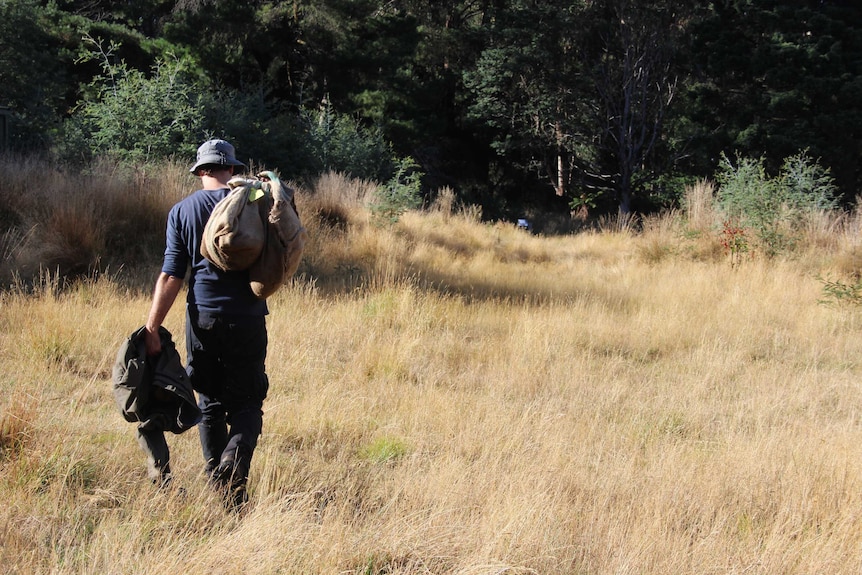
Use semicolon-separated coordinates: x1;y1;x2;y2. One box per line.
144;272;184;356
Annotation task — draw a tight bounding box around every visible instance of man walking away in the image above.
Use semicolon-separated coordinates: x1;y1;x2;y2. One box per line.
144;139;270;510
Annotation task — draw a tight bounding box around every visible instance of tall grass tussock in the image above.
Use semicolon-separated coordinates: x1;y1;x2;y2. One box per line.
3;159;862;574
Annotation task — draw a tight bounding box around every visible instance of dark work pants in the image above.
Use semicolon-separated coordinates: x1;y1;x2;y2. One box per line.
186;308;269;486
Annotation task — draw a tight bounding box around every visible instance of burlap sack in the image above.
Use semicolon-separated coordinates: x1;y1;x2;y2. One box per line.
201;179;266;271
249;176;307;299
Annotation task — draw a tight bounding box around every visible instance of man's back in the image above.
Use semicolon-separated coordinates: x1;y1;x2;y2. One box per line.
163;187;267;316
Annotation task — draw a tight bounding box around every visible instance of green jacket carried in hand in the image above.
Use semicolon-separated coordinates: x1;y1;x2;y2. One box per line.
112;326;201;434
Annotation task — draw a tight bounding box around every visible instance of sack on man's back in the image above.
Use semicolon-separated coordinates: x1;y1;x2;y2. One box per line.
249;172;308;299
201;180;266;271
201;172;307;298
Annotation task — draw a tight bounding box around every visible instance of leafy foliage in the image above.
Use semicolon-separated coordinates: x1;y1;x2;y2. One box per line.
301;104;396;182
464;0;693;212
370;157;423;224
61;38;206;164
716;151;837;255
296;1;424;145
719;219;749;268
0;0;75;150
463;1;591;199
198;87;308;176
162;0;303;101
3;0;862;217
58;34;402;183
681;1;862;200
818;275;862;307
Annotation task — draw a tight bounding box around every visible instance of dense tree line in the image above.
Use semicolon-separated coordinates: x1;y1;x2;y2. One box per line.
2;0;860;218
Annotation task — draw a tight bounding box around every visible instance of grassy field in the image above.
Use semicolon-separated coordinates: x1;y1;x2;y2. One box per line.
3;163;862;573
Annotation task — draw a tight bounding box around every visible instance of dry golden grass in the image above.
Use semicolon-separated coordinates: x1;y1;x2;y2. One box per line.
0;155;189;283
4;168;862;573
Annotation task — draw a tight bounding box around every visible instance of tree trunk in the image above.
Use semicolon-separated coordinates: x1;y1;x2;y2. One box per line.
618;181;632;214
555;121;565;196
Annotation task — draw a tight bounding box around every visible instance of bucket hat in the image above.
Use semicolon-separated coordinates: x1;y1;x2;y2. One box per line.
190;139;247;173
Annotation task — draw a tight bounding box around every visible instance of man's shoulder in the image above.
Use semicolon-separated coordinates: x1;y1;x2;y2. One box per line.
177;188;219;204
171;189;227;214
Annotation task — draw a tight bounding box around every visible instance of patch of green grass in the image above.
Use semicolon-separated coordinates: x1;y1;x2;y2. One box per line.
359;436;408;463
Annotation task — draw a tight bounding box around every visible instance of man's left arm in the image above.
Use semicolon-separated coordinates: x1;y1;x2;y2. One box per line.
144;272;184;356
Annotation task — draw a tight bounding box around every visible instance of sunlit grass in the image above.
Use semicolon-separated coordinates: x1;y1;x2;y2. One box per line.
3;162;862;573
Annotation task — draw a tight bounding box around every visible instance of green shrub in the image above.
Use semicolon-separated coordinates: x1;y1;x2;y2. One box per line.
199;88;309;175
715;151;838;256
301;104;396;182
370;157;423;225
781;152;839;212
60;37;206;165
60;37;402;186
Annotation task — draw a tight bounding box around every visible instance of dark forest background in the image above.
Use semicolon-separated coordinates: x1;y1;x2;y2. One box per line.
2;0;861;221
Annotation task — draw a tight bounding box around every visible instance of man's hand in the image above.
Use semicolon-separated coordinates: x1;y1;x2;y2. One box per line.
144;325;162;356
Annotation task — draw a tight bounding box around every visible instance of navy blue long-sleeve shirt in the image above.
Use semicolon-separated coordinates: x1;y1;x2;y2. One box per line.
162;188;267;318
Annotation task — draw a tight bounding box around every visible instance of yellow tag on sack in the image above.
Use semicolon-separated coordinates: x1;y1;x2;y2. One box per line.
248;187;266;202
